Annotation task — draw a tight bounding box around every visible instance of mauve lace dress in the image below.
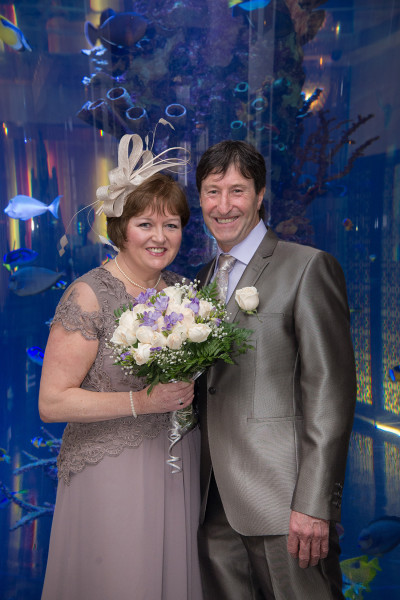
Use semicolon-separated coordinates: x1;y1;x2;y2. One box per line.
41;267;203;600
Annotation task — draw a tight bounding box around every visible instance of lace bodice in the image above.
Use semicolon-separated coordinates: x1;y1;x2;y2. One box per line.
52;266;184;484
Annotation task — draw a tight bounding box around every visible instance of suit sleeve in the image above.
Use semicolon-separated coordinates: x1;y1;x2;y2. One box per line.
290;251;357;521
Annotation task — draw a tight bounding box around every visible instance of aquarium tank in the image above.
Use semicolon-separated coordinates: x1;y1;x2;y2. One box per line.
0;0;400;598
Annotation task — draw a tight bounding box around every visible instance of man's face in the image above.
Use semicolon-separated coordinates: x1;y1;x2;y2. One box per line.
199;164;265;252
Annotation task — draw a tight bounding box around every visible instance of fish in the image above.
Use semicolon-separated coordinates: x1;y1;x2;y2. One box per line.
31;437;55;449
275;216;309;237
340;555;381;592
342;218;354;231
3;248;38;269
0;447;11;463
27;346;44;366
389;365;400;382
230;0;271;11
0;489;28;508
4;195;62;221
31;436;53;448
343;578;367;599
0;14;32;52
84;9;148;53
358;516;400;554
52;280;67;290
8;267;66;297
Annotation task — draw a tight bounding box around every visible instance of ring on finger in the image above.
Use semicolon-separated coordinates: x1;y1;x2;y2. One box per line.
178;399;184;406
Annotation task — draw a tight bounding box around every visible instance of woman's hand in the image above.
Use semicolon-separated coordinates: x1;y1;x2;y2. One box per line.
137;381;195;414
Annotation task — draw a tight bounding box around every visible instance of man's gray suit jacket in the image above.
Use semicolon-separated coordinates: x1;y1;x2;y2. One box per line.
197;228;357;537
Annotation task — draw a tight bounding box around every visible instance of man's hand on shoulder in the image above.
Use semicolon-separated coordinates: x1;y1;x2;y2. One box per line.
287;510;329;569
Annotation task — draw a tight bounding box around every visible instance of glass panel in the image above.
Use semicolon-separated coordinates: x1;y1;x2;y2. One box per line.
0;1;399;598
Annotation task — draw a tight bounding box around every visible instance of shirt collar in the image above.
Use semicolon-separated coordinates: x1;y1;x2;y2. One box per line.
216;220;268;266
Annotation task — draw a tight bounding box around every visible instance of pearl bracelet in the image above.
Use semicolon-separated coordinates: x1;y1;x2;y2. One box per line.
129;390;137;419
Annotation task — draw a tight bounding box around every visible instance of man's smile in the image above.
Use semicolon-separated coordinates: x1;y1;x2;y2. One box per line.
215;217;239;224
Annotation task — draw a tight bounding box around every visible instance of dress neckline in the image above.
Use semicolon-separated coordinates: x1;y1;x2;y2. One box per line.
97;265;167;302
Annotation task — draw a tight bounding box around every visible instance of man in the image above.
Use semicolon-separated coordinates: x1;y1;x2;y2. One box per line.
196;140;357;599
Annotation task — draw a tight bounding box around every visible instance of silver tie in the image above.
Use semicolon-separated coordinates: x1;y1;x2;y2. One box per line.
215;254;236;303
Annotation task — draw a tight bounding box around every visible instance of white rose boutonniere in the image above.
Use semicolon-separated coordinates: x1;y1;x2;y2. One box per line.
235;287;260;316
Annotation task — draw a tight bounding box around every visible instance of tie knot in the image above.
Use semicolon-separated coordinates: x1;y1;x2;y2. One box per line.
218;254;236;273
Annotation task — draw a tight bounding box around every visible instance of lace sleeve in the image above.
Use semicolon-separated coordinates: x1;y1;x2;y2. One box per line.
52;284;103;341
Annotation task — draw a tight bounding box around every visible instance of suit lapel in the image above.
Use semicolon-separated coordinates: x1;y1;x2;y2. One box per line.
225;229;279;322
197;256;217;287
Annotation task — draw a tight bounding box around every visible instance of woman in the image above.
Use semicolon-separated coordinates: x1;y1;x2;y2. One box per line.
39;152;203;598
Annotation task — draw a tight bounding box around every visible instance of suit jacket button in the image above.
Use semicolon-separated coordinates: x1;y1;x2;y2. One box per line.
208;387;216;395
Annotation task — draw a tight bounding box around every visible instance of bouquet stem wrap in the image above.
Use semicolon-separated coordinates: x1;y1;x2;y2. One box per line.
167;371;203;473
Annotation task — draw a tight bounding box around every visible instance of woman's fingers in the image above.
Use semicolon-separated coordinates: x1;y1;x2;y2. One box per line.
146;381;195;413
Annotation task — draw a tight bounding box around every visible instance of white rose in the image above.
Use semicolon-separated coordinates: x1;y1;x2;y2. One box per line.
119;310;141;333
110;325;137;346
170;323;188;339
198;299;214;319
187;323;212;343
152;331;167;348
162;286;185;304
132;343;152;365
180;306;196;329
131;303;148;317
166;332;184;350
165;298;183;316
235;287;259;312
136;326;156;344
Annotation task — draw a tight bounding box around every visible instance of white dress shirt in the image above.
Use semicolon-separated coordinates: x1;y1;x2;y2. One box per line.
212;220;268;302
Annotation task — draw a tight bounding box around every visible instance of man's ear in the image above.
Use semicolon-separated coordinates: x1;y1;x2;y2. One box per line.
257;187;266;210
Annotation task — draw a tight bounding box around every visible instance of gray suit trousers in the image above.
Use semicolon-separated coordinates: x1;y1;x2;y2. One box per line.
198;475;344;600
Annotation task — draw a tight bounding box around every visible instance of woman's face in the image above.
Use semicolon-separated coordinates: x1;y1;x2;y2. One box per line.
121;205;182;276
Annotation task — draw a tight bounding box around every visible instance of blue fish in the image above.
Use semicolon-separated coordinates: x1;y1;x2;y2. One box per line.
3;248;38;268
0;447;11;463
85;9;148;53
358;516;400;555
31;436;55;449
229;0;271;11
27;346;44;366
0;14;32;52
4;194;62;221
0;489;28;508
31;436;46;448
8;267;66;297
389;365;400;382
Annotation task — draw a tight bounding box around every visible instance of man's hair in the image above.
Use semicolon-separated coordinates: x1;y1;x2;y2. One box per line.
196;140;266;219
107;173;189;250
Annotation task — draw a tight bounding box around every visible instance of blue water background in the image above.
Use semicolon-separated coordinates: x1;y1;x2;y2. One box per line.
1;1;400;598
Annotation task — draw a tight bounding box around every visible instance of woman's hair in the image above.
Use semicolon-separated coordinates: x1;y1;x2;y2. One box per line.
107;173;190;250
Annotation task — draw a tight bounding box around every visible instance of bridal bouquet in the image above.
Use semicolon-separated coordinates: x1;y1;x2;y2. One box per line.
110;280;254;471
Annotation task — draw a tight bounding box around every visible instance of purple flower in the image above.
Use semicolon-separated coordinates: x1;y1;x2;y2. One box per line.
150;346;162;353
185;297;199;314
213;318;222;326
136;288;157;304
141;310;162;330
162;312;183;331
154;295;169;312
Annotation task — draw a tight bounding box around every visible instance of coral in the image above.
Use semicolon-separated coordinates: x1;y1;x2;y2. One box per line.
0;427;60;530
0;482;54;530
270;110;380;243
75;0;379;250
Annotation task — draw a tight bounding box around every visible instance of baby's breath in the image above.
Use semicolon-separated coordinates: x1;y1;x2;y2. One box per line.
111;280;254;393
